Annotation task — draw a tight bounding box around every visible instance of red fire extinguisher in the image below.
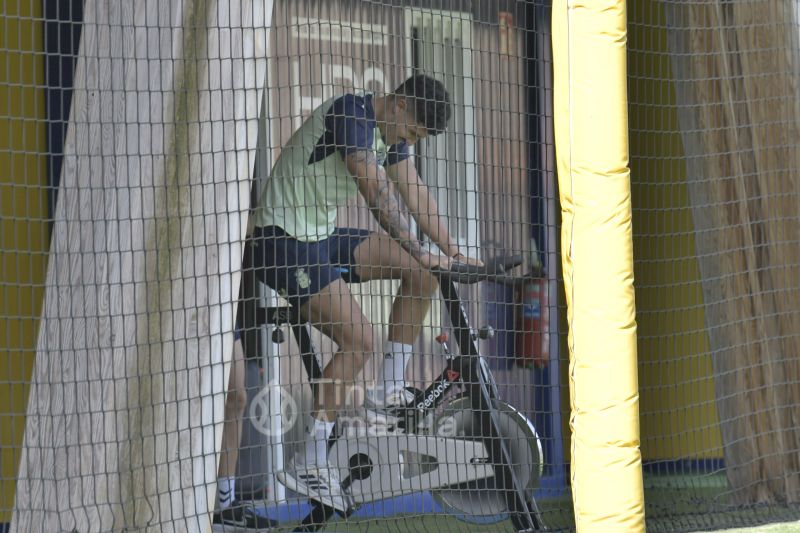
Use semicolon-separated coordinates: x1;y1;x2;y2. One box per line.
515;277;549;368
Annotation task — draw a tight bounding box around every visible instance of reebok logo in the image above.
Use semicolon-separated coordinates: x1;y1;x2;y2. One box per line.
417;379;453;411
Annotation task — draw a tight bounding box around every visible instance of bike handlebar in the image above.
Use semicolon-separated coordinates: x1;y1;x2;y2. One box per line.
432;254;543;285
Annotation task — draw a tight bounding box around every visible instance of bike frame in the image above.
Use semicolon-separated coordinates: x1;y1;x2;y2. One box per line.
256;273;545;532
439;277;544;531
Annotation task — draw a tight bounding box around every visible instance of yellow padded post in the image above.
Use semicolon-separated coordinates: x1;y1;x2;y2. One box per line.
551;0;645;531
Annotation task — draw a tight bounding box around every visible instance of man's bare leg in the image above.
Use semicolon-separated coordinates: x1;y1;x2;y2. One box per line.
276;278;373;511
214;338;278;527
277;242;434;509
298;278;375;423
353;234;439;400
217;338;247;509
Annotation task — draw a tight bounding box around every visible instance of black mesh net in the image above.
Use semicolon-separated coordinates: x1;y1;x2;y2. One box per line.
2;1;799;532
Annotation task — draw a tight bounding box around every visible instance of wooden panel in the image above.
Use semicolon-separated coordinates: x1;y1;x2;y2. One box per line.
472;16;534;414
11;1;271;531
474;17;529;261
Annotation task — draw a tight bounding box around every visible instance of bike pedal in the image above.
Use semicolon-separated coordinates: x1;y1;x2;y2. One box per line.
307;497;357;519
338;502;360;518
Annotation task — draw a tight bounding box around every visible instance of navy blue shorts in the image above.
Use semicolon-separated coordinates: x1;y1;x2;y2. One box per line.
247;225;371;309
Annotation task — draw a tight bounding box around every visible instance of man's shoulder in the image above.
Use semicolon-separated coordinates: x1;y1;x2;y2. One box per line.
325;92;375;121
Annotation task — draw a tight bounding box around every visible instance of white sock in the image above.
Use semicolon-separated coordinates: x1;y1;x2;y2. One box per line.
381;341;414;397
218;477;235;509
300;415;335;466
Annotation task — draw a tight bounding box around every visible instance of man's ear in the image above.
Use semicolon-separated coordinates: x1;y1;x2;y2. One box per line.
393;96;408;113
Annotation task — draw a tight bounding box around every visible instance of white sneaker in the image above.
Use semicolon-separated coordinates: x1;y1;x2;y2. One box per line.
276;459;353;513
363;387;416;430
364;386;416;409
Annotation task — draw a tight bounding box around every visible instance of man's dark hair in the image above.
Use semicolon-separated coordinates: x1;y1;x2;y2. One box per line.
393;74;451;135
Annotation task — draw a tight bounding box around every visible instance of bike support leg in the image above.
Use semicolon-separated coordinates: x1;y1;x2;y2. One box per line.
294;322;323;393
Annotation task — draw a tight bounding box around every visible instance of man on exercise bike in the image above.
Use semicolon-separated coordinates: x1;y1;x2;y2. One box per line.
247;74;481;512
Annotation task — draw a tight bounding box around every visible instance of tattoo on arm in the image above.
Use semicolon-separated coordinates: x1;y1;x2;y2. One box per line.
347;150;424;259
387;159;460;258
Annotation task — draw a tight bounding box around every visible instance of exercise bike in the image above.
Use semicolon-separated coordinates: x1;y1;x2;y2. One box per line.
252;255;547;532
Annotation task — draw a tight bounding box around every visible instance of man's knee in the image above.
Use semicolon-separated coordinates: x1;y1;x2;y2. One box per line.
226;386;248;416
403;268;439;296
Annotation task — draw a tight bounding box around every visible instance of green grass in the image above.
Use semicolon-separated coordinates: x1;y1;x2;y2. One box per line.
698;523;800;533
256;473;800;532
261;512;800;533
644;473;800;533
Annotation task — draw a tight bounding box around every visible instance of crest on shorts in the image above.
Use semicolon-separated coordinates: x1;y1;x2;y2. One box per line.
295;268;311;289
375;149;387;167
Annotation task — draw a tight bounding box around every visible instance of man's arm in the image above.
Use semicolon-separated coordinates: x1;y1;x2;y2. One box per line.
345;149;449;269
386;157;460;258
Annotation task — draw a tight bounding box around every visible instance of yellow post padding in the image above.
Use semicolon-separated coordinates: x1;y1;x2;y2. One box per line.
552;1;645;531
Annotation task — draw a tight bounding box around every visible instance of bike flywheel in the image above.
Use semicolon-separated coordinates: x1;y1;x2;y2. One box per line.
429;396;543;524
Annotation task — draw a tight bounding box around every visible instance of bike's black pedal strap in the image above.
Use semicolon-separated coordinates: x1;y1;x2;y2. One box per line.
293;503;335;532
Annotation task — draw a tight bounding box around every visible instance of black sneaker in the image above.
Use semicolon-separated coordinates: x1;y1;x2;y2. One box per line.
213;500;278;530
